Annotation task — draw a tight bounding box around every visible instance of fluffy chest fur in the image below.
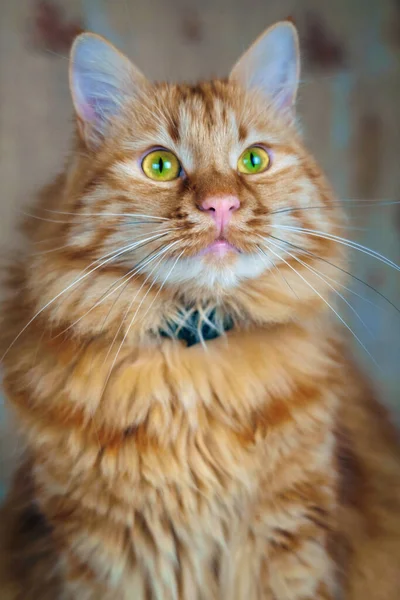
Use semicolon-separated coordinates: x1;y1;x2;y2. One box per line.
3;318;340;598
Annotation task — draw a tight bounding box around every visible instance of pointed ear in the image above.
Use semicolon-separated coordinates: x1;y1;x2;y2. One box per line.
69;33;147;148
229;21;300;113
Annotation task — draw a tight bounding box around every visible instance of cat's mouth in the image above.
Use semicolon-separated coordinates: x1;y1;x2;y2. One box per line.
197;237;239;257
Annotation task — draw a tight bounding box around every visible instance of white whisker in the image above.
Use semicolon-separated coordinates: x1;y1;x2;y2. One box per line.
268;234;392;314
37;208;169;221
48;232;173;314
20;209;170;225
33;236;64;246
258;241;379;368
257;246;299;300
99;241;180;400
1;232;169;362
57;243;172;337
264;237;373;337
270;199;400;216
32;244;73;256
268;234;400;316
102;241;180;365
271;225;400;273
140;251;185;324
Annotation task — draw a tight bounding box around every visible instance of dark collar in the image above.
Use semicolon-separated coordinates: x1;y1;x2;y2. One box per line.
160;309;234;347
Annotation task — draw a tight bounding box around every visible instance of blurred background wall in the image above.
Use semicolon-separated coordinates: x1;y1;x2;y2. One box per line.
0;0;399;496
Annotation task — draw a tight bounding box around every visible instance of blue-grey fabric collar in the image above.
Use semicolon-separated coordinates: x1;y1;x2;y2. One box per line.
160;309;234;347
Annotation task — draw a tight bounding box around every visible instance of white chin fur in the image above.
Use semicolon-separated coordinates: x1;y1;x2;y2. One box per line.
151;253;270;290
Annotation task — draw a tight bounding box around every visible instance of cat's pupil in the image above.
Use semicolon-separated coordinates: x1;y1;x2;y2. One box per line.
159;157;164;173
250;152;256;168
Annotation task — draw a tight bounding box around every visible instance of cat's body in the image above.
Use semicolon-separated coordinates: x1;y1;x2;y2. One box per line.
1;22;400;599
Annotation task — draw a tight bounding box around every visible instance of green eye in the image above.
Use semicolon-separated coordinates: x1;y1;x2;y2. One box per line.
237;146;270;175
142;149;181;181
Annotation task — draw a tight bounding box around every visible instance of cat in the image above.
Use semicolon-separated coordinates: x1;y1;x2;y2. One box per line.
1;20;400;600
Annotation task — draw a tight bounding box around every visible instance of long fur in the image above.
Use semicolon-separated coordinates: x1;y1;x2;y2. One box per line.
1;31;400;600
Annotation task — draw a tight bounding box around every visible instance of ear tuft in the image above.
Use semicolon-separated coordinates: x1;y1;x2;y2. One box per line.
69;33;146;148
229;21;300;113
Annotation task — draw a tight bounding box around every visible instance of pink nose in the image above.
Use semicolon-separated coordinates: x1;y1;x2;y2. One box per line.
200;195;240;234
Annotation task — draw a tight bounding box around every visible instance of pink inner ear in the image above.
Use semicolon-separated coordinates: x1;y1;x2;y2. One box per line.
229;23;299;112
80;101;96;123
274;88;294;110
72;70;98;124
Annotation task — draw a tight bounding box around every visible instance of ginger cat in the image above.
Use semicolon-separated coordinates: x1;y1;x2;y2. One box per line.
1;21;400;599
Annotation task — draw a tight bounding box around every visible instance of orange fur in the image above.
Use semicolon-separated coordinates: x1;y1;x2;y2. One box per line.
1;23;400;600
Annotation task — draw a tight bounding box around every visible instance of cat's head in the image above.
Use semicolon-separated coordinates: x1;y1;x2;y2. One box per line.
29;22;346;341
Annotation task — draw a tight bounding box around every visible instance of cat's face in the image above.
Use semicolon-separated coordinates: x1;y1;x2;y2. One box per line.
69;79;335;292
29;23;346;337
